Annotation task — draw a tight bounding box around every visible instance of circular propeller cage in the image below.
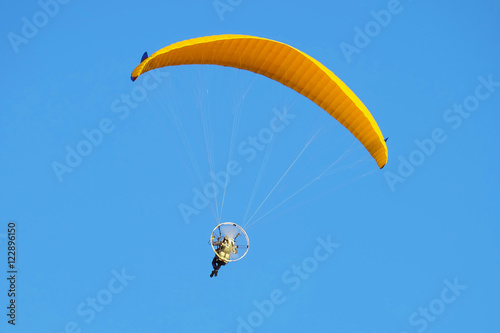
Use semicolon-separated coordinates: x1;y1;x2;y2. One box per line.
210;222;249;262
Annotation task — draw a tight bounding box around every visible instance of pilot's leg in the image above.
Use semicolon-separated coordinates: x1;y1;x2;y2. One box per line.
210;256;217;277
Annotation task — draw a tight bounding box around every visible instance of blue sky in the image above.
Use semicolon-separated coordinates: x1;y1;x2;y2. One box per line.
2;1;499;332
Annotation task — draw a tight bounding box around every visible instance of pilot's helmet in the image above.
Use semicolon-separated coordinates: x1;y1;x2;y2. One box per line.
223;236;234;246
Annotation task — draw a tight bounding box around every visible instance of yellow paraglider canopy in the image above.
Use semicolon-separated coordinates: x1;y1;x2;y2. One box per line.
131;34;388;168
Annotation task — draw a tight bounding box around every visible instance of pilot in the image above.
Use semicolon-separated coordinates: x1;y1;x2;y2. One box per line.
210;236;238;277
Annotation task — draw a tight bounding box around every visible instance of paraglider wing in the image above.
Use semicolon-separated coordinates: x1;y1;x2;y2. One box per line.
131;34;388;168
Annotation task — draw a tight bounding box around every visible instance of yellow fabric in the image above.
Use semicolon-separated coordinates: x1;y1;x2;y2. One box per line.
131;35;388;168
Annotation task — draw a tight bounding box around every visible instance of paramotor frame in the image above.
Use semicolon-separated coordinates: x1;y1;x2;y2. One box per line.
210;222;249;262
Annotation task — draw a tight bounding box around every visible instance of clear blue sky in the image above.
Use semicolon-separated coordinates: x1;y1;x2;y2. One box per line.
2;1;499;332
